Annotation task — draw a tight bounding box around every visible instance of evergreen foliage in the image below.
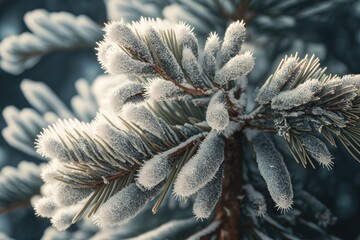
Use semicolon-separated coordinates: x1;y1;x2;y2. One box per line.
1;1;360;239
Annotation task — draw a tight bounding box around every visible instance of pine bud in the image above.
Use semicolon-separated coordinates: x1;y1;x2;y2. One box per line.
105;21;153;63
203;32;220;78
121;104;165;139
256;56;298;104
174;131;224;197
214;51;254;85
51;204;82;231
271;79;322;110
137;154;173;189
299;134;333;169
145;77;185;101
145;27;184;83
175;22;199;58
33;196;58;218
193;167;223;219
103;45;154;75
104;82;145;114
251;133;293;212
220;20;246;66
182;47;206;89
93;183;161;226
52;182;92;207
206;90;229;131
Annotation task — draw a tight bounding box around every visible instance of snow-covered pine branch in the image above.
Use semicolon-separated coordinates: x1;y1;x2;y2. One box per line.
0;9;102;74
2;78;98;158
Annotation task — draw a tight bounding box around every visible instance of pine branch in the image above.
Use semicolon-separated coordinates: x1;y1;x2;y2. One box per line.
0;9;102;74
0;161;42;214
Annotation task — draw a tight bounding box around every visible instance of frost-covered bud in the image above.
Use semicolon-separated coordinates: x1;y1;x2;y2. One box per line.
220;20;246;66
203;32;220;78
33;196;58;218
93;183;161;226
52;182;92;207
105;82;145;114
251;133;293;212
175;22;199;57
295;191;336;227
145;77;185;101
182;47;205;89
174;131;224;197
243;184;267;217
137;154;173;189
51;204;83;231
145;27;184;83
299;134;333;169
271;79;322;110
193;167;223;219
105;21;153;63
100;44;154;75
214;52;254;85
121;104;165;139
256;56;298;104
206;91;229;131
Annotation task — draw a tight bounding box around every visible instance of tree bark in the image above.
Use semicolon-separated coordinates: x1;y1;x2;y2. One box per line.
215;133;243;240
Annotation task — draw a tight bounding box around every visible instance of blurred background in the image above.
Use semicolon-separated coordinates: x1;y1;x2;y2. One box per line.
0;0;360;239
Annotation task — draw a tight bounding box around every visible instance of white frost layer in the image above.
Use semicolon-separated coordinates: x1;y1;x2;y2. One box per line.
145;77;185;101
93;183;160;227
271;79;322;110
214;51;254;85
52;182;92;207
105;20;153;63
220;20;246;66
173;131;224;197
51;204;83;231
193;167;223;219
203;32;220;78
251;133;293;212
137;132;206;189
104;82;144;114
299;134;333;169
137;154;172;189
206;90;229;131
256;56;298;104
182;47;205;88
175;22;199;57
144;27;184;83
121;104;165;139
33;196;58;218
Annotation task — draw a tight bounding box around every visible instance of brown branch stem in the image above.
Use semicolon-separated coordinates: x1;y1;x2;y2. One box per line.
0;200;31;215
215;133;244;240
